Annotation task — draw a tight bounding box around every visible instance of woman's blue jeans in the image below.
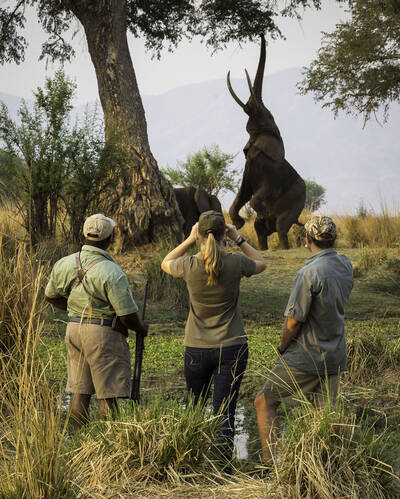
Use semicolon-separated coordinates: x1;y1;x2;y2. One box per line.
184;342;248;460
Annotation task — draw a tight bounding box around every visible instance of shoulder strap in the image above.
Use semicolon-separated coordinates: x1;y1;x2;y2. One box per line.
70;252;109;303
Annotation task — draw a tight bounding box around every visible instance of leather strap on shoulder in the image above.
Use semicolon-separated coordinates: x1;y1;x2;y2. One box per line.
70;252;109;303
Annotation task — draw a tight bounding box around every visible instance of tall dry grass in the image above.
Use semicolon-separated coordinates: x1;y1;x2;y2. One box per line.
335;210;400;248
267;397;400;498
69;397;222;495
230;208;400;250
0;240;75;498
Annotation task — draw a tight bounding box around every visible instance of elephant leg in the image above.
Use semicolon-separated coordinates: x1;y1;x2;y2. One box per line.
276;213;293;249
254;215;276;250
229;170;252;229
274;179;306;250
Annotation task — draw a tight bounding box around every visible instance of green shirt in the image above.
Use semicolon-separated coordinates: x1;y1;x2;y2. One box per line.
45;245;138;319
281;248;353;375
169;252;256;348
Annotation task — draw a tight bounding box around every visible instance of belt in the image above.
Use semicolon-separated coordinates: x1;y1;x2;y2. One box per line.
68;317;114;327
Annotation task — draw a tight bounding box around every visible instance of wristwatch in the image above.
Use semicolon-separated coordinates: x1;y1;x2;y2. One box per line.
235;236;246;246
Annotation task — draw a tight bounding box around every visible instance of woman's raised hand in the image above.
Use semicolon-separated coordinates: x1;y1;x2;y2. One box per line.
188;222;199;243
226;224;240;242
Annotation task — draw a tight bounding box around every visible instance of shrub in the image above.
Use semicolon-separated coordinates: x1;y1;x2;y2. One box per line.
69;397;221;493
267;400;400;498
353;247;388;277
346;324;400;386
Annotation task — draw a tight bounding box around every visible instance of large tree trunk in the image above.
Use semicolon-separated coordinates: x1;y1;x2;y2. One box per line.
65;0;182;249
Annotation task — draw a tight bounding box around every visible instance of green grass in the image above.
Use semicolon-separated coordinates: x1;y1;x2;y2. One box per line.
35;244;400;495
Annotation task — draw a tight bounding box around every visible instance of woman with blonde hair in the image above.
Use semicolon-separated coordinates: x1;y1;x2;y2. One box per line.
162;210;266;464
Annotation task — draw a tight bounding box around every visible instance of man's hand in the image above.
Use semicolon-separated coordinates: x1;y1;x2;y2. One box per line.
278;317;302;354
45;295;68;311
119;313;149;337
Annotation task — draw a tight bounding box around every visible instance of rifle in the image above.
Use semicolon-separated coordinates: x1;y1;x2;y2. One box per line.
131;280;148;403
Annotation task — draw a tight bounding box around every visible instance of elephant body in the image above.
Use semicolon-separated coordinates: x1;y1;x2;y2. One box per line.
227;35;306;250
174;186;222;238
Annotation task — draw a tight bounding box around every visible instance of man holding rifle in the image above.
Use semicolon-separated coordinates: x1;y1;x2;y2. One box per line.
45;214;148;430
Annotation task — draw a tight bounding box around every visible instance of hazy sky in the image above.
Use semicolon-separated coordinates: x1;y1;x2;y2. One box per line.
0;2;349;103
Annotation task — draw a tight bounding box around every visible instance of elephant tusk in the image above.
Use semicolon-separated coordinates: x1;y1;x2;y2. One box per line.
245;69;258;103
227;71;246;109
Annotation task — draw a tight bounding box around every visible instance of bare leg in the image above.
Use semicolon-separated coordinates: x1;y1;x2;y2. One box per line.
70;393;91;431
98;398;119;420
254;393;280;463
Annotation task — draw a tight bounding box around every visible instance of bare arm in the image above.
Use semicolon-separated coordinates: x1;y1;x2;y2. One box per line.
119;312;148;337
226;224;266;274
45;295;68;311
161;223;198;275
279;317;302;353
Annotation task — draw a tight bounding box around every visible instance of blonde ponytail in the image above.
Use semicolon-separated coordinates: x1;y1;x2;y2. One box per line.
200;232;225;286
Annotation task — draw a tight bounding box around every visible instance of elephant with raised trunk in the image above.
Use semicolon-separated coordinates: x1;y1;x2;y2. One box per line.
174;186;222;238
227;35;305;250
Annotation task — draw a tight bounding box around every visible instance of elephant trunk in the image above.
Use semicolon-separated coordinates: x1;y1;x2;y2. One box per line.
253;34;266;100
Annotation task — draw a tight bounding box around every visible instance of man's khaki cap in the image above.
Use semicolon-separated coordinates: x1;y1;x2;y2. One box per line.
305;216;337;241
83;214;116;241
198;210;226;238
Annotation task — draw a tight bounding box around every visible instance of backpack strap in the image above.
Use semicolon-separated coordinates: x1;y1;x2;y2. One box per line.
70;252;109;303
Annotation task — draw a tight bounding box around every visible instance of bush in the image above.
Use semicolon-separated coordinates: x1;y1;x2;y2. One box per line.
267;400;400;498
346;324;400;386
69;397;221;493
353;247;388;277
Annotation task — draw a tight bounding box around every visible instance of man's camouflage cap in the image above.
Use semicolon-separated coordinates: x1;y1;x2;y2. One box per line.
198;210;226;238
305;216;337;241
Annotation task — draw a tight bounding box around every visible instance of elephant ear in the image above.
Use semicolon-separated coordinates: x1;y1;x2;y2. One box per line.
253;134;285;162
194;188;212;213
210;195;222;213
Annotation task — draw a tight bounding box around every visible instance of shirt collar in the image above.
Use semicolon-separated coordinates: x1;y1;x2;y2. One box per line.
81;244;115;262
305;248;336;265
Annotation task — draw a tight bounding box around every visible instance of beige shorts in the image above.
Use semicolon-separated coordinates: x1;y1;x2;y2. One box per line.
261;362;339;406
65;322;131;399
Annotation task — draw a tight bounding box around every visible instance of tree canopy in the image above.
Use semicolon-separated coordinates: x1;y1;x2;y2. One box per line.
299;0;400;123
0;1;324;64
163;144;238;196
304;178;326;211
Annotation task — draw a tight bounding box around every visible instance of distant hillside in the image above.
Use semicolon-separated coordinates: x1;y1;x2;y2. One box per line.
1;68;399;213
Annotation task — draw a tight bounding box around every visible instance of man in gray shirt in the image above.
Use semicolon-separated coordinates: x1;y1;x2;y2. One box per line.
255;216;353;463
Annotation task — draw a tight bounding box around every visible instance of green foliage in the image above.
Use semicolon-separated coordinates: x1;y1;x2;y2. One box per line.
304;178;326;211
299;0;400;122
163;144;238;196
0;70;127;245
0;1;323;64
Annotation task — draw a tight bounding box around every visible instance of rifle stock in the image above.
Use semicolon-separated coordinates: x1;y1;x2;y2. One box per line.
131;280;148;403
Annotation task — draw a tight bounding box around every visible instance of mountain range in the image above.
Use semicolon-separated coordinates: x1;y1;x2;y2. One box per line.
1;67;399;213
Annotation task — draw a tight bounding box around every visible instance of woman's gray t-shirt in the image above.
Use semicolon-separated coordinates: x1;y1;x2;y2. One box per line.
169;252;256;348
